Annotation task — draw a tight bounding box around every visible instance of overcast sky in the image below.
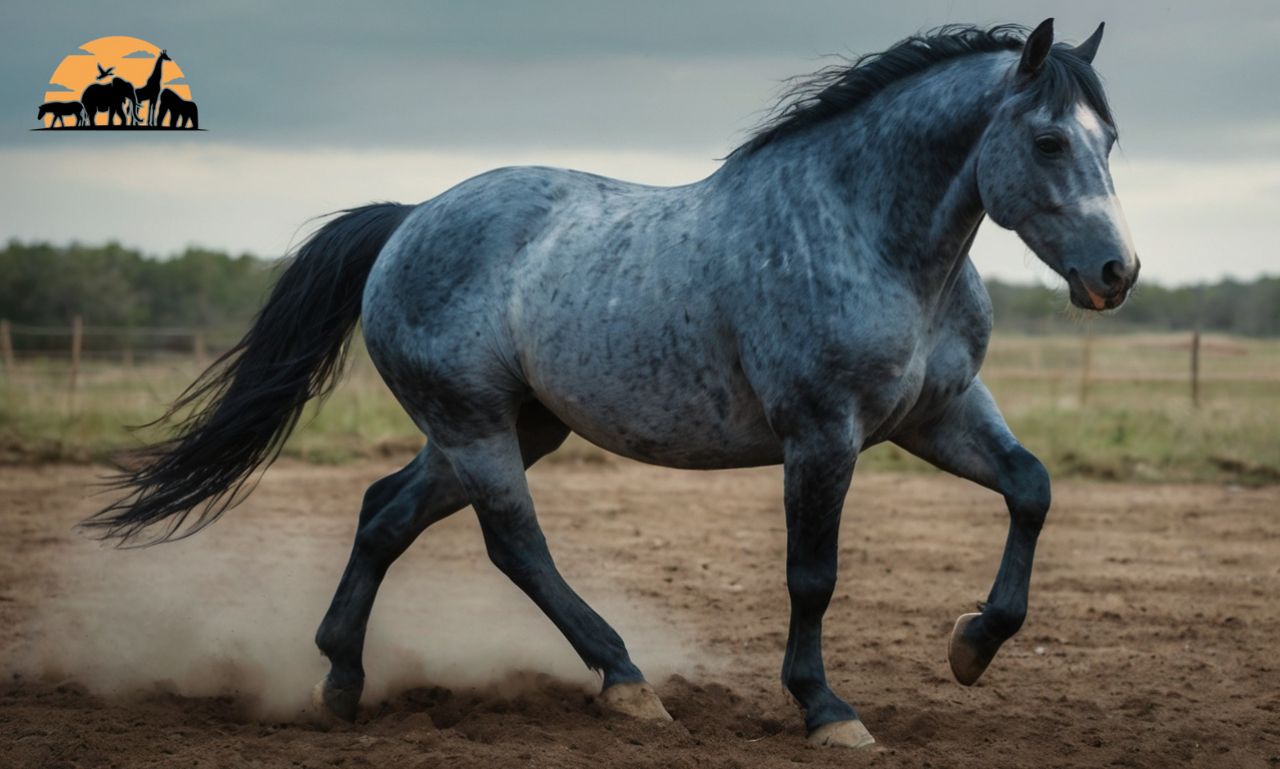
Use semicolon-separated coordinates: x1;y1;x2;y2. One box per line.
3;1;1277;286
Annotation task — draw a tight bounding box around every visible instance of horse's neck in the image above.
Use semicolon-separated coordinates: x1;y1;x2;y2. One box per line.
834;55;1008;305
727;53;1010;311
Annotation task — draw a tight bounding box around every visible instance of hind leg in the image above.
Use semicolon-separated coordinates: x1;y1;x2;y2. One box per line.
432;408;670;721
313;402;570;720
313;444;464;719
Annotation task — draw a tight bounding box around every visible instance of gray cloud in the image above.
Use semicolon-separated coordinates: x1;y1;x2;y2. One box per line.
45;82;74;93
162;77;188;85
3;0;1278;159
2;1;1278;284
122;49;156;59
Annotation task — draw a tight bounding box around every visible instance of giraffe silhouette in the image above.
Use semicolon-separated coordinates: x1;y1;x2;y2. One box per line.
134;49;171;126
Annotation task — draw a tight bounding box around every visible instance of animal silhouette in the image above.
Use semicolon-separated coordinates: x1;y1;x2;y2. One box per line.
95;63;115;80
37;100;86;127
81;77;138;126
157;88;198;128
134;49;171;126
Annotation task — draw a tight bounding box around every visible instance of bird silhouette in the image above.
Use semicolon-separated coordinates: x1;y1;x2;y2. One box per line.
96;63;115;80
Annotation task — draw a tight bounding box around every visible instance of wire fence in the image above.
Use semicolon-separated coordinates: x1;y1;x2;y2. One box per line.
2;317;1278;416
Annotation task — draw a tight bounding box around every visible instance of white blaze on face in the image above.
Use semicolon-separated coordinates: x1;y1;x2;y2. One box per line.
1074;193;1137;266
1070;103;1137;269
1073;102;1106;139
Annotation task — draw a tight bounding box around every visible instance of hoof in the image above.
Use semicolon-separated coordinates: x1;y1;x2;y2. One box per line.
312;677;362;722
949;612;997;686
599;681;673;722
808;719;876;749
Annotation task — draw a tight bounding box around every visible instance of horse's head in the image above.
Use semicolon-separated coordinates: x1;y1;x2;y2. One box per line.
36;105;47;120
977;19;1139;311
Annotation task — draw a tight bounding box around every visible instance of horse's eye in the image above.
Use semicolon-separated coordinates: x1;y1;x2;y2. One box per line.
1035;135;1065;156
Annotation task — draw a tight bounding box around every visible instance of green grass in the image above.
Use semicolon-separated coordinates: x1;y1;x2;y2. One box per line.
2;332;1277;484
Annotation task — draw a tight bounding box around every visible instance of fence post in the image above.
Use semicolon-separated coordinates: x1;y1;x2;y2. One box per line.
1190;328;1201;408
193;330;207;368
1079;324;1093;406
68;315;83;413
0;319;13;375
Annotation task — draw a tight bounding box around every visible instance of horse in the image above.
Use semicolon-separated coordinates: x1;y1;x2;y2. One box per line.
156;88;198;128
81;77;138;126
37;100;86;127
87;20;1137;749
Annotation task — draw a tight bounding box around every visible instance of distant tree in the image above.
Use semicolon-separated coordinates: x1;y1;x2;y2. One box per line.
0;240;274;351
0;241;1276;342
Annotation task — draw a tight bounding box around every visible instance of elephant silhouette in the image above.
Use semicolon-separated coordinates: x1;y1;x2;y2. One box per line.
38;100;87;127
82;77;139;126
156;88;198;128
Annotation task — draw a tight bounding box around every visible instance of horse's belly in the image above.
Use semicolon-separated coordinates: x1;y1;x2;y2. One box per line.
560;396;782;469
521;329;781;469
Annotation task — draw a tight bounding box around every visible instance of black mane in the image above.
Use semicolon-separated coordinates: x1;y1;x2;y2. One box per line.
733;24;1114;156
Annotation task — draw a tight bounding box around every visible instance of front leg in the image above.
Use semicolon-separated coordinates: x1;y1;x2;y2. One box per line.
894;378;1051;686
779;411;875;749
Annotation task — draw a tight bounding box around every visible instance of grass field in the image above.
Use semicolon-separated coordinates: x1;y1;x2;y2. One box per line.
1;330;1277;484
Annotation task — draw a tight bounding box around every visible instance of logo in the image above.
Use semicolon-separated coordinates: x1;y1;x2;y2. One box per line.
36;36;199;130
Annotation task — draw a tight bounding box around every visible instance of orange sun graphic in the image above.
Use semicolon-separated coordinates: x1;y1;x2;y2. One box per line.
41;35;193;127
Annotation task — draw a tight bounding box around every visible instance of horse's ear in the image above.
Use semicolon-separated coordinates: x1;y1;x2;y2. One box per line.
1020;18;1054;76
1072;22;1105;64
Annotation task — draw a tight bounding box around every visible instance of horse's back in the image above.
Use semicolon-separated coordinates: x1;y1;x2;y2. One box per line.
361;167;653;391
364;166;616;333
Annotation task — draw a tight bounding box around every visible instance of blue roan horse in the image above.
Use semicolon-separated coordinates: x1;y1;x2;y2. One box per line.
89;20;1138;748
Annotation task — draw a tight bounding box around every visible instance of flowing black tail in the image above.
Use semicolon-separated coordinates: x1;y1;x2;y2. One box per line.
83;202;413;545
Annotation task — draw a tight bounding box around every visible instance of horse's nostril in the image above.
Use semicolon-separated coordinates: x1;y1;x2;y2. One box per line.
1101;259;1126;290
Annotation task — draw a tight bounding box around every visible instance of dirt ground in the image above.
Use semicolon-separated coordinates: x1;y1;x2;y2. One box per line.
0;459;1277;769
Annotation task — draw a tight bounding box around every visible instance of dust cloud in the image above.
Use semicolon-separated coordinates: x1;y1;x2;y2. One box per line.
13;514;708;721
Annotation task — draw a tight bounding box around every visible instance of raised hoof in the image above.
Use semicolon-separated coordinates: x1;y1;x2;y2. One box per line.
312;677;362;722
808;719;876;749
949;612;997;686
599;681;673;722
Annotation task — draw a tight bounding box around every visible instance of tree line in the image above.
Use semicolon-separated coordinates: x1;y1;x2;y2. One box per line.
2;240;1277;340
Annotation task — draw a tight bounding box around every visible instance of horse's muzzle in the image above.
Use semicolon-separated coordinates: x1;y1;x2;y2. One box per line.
1067;256;1139;311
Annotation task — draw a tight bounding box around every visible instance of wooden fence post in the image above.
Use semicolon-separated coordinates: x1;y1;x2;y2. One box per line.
0;319;13;375
68;315;83;413
1190;329;1201;408
193;330;207;368
1079;324;1093;406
